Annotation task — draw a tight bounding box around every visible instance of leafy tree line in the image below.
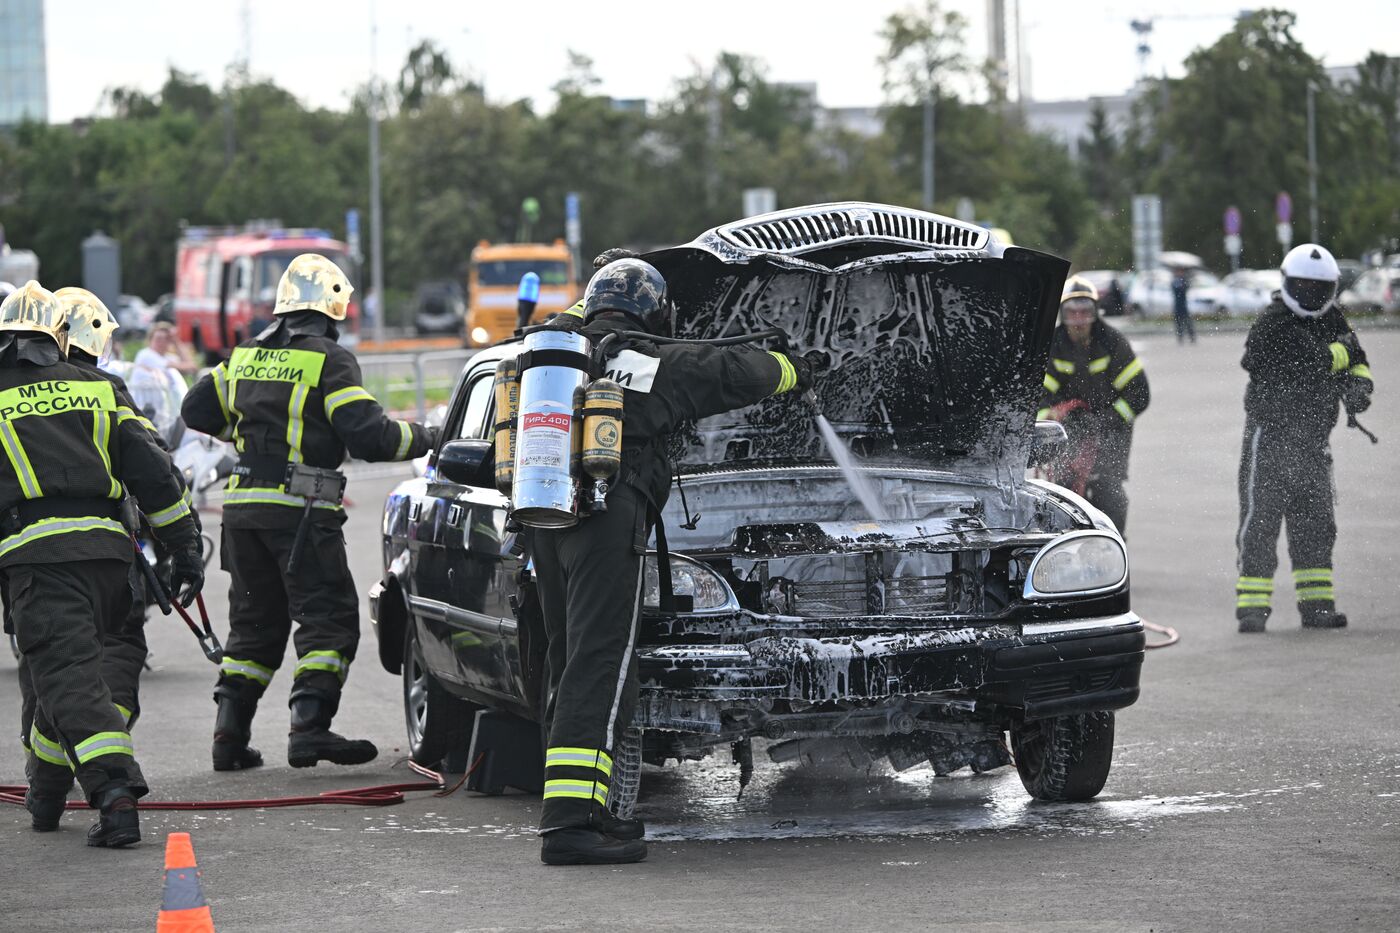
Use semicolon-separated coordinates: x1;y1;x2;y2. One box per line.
0;4;1396;308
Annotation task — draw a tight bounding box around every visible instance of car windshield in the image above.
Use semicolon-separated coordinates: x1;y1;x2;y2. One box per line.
475;259;570;287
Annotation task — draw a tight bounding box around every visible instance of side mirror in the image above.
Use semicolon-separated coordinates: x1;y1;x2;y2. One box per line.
1030;420;1068;466
436;438;495;488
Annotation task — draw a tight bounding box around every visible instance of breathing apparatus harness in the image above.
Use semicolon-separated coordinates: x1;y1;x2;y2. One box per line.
494;323;789;612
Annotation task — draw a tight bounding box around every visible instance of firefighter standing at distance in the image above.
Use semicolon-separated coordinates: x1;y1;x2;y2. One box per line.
1;282;203;848
528;258;813;866
1037;274;1150;534
182;254;437;771
1234;244;1373;633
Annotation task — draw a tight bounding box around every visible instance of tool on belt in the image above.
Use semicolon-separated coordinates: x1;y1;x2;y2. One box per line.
120;494;224;663
232;454;348;573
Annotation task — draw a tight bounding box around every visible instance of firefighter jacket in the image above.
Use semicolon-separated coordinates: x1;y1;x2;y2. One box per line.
578;315;796;509
0;346;197;568
1242;297;1373;448
182;312;434;529
1038;319;1150;430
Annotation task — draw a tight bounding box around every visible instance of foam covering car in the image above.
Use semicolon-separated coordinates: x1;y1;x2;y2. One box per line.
371;202;1145;818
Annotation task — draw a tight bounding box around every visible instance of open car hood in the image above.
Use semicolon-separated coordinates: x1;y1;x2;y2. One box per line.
645;204;1069;470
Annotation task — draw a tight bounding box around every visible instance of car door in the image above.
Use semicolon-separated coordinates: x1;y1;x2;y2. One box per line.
418;357;523;702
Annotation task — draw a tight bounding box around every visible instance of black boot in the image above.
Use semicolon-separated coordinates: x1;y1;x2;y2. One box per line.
1300;605;1348;629
589;802;645;841
287;693;377;768
1237;607;1270;634
24;788;66;832
86;787;140;848
212;688;264;772
541;828;647;866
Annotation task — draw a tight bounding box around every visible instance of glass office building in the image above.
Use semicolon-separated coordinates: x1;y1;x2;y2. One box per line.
0;0;48;125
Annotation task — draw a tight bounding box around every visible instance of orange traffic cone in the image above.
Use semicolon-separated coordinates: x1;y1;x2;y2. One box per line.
156;832;214;932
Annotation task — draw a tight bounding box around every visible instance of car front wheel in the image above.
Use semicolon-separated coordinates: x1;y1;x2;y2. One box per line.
1010;710;1115;802
403;622;475;768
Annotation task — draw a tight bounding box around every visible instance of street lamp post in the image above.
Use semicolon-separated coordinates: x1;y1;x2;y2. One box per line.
1306;81;1319;243
368;7;386;346
922;85;935;210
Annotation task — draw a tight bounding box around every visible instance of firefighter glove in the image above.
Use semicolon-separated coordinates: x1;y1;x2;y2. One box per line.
169;542;204;608
1344;377;1373;414
788;353;815;394
593;248;640;269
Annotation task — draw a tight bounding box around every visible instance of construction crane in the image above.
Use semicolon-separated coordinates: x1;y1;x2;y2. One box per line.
1130;10;1254;81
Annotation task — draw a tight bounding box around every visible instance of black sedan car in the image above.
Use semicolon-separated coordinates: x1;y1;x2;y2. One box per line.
371;202;1145;819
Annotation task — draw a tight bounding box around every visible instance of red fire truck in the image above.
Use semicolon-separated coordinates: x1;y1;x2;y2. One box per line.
174;224;358;359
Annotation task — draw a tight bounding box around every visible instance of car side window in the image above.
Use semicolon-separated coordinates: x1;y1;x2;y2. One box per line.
456;372;495;441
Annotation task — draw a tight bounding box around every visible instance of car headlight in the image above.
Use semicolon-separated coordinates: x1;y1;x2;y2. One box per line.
470;326;491;344
642;553;738;613
1023;531;1127;599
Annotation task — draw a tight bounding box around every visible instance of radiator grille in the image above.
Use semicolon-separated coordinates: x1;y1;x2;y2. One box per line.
720;205;988;255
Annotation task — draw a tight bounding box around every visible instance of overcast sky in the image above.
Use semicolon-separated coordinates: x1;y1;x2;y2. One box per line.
44;0;1400;122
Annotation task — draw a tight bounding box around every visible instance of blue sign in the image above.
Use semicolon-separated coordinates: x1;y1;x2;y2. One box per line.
346;209;360;237
518;271;540;303
565;192;579;222
1223;206;1241;236
1275;191;1292;224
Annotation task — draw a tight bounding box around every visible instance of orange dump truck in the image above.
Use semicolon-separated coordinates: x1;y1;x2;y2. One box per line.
466;240;579;346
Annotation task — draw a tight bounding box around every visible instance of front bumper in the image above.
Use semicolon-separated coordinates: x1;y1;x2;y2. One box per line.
636;612;1144;720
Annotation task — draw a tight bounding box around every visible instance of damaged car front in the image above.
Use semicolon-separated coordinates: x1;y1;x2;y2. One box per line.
612;203;1145;814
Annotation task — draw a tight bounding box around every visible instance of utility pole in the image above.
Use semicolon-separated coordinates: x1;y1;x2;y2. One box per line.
922;78;935;210
1306;80;1320;242
368;5;386;345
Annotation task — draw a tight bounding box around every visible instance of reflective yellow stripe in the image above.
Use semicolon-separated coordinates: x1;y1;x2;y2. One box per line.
147;497;191;529
28;725;72;769
228;347;326;387
1328;341;1349;373
394;421;413;460
0;378;116;420
545;747;614;776
563;300;585;319
1236;593;1272;607
1035;407;1051;420
212;364;231;424
91;407;122;499
228;374;245;452
74;730;134;764
0;516;126;559
542;779;609;805
1113;398;1136;423
113;703;134;725
223;488;343;510
0;421;42;498
220;657;274;685
294;650;350;681
1052;358;1075;374
1297;588;1335;602
1236;577;1274;592
1348;363;1372;381
286;383;310;463
1088;355;1111;374
1112;357;1144;390
116;406;158;434
1292;568;1333;583
767;351;797;394
324;385;377;419
1043;373;1061;393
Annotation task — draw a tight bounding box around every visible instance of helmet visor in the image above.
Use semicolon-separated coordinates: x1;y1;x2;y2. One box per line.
1060;297;1097;320
1284;276;1337;312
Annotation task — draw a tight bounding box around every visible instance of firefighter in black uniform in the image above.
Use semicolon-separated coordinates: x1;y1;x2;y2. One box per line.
1235;244;1373;633
531;259;813;865
182;254;436;771
1037;275;1150;534
1;282;203;847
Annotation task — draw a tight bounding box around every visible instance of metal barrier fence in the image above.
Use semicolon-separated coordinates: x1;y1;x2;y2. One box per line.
358;348;477;421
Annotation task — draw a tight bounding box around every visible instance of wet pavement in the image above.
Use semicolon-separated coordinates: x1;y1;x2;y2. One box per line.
2;325;1398;931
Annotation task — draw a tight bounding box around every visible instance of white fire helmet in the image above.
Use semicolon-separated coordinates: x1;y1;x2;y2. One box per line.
1280;243;1340;318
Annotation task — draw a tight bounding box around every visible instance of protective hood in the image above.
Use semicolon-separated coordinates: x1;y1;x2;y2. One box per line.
646;229;1068;470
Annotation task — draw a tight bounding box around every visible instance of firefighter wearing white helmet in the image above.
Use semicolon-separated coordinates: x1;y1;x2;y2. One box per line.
0;282;202;846
1234;243;1374;633
182;253;438;773
1037;274;1150;534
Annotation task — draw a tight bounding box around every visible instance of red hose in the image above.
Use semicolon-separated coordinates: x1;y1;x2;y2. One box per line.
0;781;442;811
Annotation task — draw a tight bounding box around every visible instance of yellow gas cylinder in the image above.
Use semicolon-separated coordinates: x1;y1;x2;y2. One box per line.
492;359;519;495
582;378;624;483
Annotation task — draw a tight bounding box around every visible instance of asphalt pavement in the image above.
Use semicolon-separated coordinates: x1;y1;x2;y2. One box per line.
2;325;1397;932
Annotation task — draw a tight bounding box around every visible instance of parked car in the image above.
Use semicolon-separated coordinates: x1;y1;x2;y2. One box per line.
1126;267;1223;318
1339;267;1400;314
412;280;468;335
1216;269;1282;317
1075;270;1130;316
115;294;156;335
371;202;1146;818
1336;259;1364;295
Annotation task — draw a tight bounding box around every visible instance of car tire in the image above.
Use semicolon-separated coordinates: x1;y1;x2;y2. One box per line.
1010;710;1115;802
402;622;474;768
